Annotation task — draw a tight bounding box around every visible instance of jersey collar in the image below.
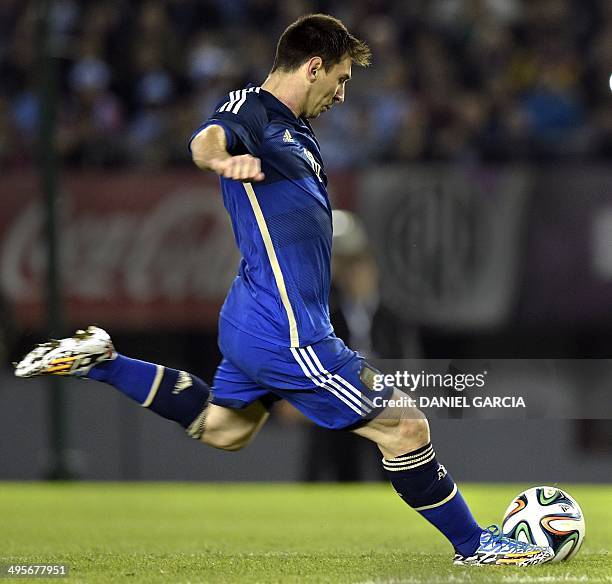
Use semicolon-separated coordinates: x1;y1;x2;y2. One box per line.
258;87;313;130
258;88;298;119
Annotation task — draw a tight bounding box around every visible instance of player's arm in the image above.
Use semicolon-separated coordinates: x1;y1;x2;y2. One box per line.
190;124;265;182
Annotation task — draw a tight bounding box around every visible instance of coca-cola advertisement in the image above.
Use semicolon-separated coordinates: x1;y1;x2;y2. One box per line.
0;171;240;329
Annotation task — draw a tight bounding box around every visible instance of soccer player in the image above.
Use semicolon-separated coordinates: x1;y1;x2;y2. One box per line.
15;14;552;566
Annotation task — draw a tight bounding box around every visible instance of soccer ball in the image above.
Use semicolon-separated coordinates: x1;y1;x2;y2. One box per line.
501;486;585;562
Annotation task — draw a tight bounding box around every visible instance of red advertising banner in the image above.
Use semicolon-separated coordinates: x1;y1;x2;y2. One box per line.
0;171;239;329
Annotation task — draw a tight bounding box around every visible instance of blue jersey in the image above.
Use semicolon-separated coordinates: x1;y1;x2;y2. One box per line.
190;86;334;348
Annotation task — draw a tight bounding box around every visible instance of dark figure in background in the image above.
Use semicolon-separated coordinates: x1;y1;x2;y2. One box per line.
302;210;425;480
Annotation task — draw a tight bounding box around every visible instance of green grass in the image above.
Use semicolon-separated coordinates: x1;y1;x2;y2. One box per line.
0;483;610;583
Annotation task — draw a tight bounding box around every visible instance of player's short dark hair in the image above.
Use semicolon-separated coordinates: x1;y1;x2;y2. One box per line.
271;14;371;73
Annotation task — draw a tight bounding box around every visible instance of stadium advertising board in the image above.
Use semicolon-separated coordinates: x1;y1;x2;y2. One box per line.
0;171;355;329
0;172;238;328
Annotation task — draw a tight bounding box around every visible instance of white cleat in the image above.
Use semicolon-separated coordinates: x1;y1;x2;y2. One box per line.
453;525;554;566
14;326;116;378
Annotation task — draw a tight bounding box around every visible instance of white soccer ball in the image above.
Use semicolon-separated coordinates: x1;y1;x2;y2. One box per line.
501;486;585;562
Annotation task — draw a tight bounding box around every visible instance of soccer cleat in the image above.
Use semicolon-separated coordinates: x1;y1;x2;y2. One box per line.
453;525;554;566
14;326;116;378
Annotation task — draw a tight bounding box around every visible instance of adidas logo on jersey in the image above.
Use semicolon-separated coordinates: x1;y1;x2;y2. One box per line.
283;129;294;143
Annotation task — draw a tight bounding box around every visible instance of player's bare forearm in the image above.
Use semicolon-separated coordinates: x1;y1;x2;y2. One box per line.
191;124;265;182
191;124;230;170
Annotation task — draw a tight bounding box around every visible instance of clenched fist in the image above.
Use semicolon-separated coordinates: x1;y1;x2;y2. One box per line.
209;155;265;182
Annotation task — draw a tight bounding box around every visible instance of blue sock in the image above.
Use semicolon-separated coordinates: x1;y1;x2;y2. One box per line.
383;442;482;557
87;354;210;438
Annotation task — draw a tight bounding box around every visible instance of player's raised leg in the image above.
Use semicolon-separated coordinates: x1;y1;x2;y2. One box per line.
201;401;269;451
14;326;272;450
14;326;211;439
352;393;554;566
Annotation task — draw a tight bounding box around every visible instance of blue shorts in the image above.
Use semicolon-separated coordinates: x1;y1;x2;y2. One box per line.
211;319;393;430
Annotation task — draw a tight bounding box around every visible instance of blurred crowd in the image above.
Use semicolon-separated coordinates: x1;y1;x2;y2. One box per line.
1;0;611;171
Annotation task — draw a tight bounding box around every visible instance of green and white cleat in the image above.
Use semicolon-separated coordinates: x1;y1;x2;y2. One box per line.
453;525;554;566
14;326;116;378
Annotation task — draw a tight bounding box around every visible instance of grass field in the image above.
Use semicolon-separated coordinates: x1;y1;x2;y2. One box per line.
0;483;610;583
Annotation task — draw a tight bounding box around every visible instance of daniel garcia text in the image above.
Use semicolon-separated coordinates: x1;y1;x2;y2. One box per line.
371;395;526;408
